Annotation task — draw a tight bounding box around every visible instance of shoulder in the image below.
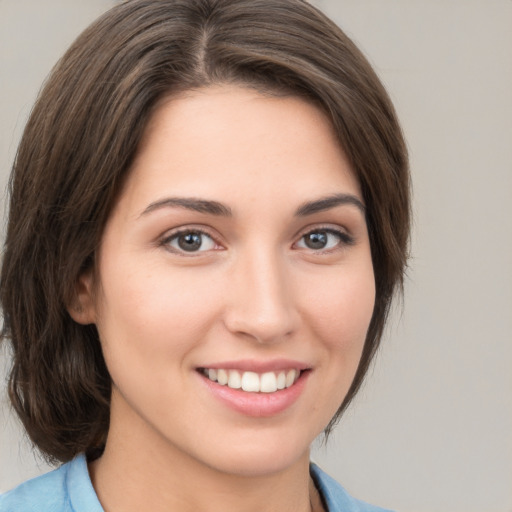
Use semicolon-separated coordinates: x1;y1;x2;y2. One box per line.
0;455;103;512
310;464;394;512
0;462;70;512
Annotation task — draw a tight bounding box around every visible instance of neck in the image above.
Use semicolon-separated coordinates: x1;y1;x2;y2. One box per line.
89;404;322;512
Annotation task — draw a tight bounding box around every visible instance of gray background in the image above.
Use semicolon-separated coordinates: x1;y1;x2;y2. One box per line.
1;1;511;511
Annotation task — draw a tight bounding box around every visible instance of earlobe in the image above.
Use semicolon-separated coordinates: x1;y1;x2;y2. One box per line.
67;269;97;325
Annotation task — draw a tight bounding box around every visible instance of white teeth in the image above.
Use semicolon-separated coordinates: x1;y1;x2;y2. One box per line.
276;371;286;390
241;371;260;392
285;369;296;388
260;372;277;393
203;368;300;393
217;369;228;386
228;370;241;389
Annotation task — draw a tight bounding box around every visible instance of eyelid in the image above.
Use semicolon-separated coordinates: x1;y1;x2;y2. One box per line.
293;224;355;252
157;223;355;256
159;225;224;255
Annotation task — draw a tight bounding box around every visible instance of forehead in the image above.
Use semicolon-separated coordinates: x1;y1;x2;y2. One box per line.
117;85;361;216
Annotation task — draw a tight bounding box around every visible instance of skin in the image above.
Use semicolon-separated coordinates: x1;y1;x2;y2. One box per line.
72;85;376;512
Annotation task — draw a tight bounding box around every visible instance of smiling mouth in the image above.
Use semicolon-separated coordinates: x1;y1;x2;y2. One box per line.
198;368;305;393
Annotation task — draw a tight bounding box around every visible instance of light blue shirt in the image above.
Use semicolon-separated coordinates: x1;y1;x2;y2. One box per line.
0;454;393;511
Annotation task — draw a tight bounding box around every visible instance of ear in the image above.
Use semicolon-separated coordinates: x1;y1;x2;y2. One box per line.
67;269;97;325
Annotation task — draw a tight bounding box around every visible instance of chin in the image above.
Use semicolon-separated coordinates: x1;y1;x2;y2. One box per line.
209;450;309;478
188;428;315;478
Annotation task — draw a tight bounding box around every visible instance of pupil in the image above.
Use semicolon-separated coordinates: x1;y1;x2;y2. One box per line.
178;232;202;251
305;232;327;249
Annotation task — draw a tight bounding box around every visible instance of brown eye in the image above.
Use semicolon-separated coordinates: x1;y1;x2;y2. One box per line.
296;229;354;251
164;230;217;253
178;232;203;251
303;231;329;249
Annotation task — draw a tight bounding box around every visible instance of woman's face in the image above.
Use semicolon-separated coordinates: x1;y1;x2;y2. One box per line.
78;85;375;476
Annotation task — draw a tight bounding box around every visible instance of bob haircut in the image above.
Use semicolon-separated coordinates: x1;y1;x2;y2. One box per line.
1;0;410;463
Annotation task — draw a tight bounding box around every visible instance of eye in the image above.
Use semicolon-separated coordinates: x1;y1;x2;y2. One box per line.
163;230;218;253
295;229;353;251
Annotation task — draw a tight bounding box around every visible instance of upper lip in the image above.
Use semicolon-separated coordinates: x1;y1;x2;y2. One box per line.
196;359;311;373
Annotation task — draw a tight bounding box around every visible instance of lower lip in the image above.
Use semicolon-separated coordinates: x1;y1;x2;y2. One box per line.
198;371;310;418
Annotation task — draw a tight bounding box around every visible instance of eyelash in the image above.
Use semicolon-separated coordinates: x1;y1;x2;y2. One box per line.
159;226;354;255
160;228;221;255
294;227;355;253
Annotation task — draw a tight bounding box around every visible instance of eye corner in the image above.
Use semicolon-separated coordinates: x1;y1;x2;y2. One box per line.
294;226;355;253
159;227;224;255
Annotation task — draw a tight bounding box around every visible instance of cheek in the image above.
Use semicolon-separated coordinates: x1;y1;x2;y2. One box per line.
94;259;225;359
92;262;227;417
302;265;375;418
302;263;376;351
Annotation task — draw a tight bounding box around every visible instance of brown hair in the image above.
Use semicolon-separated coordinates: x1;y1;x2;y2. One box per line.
1;0;410;463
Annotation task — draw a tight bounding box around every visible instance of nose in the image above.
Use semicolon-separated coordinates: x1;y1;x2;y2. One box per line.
223;247;299;344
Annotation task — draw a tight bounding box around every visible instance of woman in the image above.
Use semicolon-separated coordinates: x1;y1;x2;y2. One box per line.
0;0;410;511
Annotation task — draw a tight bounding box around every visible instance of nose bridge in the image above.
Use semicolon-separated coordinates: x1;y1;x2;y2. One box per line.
225;242;297;343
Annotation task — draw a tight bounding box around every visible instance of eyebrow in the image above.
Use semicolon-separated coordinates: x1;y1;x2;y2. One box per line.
294;193;365;216
140;197;233;217
140;193;365;218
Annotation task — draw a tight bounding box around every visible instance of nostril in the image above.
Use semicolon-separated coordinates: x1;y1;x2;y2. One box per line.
223;307;298;345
